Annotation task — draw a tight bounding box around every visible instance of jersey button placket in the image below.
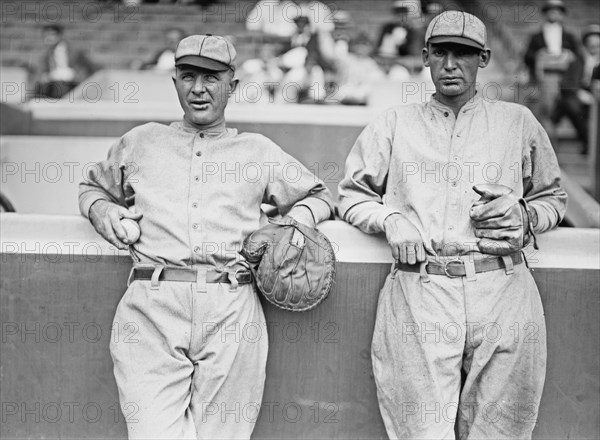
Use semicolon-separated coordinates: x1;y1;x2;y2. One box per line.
192;132;205;261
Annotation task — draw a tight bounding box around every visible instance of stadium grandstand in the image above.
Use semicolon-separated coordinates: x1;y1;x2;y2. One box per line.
1;0;599;438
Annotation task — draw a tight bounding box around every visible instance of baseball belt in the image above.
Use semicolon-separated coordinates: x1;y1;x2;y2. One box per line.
128;265;252;291
395;252;523;278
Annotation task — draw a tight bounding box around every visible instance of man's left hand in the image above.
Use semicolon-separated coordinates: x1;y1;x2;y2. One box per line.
470;183;528;256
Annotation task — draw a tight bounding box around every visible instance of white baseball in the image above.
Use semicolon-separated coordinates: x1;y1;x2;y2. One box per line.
120;218;141;243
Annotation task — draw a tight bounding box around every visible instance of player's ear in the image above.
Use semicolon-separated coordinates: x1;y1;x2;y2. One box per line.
422;46;430;67
479;49;491;68
229;78;239;94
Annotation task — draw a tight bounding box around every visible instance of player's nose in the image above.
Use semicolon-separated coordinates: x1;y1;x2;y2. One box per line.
191;77;207;94
443;53;458;70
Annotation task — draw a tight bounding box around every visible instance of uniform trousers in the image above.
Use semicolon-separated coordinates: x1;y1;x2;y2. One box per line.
372;263;546;440
110;278;268;439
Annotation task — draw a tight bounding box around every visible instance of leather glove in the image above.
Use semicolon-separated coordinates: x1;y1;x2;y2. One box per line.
469;183;530;256
240;217;335;312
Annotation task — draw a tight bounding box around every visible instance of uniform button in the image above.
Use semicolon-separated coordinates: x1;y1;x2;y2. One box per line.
192;203;198;208
195;151;202;157
194;176;200;182
451;182;458;187
193;246;200;253
444;112;449;117
448;226;454;231
199;132;205;138
192;223;199;229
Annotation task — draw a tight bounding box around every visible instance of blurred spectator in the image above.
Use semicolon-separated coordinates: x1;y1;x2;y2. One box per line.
523;0;583;139
237;44;284;103
246;0;297;38
336;33;385;105
551;24;600;154
581;25;600;91
246;0;334;40
31;24;97;99
132;28;185;72
523;0;581;84
375;1;422;58
277;12;337;103
330;10;353;59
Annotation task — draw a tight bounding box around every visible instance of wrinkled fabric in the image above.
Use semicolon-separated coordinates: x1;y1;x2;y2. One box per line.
80;120;333;438
338;94;563;440
111;280;268;439
338;94;567;254
79;120;334;268
372;264;546;440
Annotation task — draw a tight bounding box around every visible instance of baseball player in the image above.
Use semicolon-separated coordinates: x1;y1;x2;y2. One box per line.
338;11;567;440
79;35;333;439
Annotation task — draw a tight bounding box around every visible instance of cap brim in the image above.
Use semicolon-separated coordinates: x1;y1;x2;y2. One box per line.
542;5;566;13
427;36;484;50
175;55;231;71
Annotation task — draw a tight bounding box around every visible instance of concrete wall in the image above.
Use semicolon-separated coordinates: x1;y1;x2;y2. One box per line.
1;214;598;439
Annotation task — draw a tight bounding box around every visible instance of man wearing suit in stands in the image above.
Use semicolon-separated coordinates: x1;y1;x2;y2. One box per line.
339;11;567;439
523;0;583;136
551;24;600;154
33;24;96;99
79;35;333;439
523;0;582;84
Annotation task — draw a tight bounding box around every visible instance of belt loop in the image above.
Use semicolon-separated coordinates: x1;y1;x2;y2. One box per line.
501;255;515;276
419;261;430;283
150;266;164;290
127;267;135;287
227;271;239;292
196;268;207;293
390;262;397;280
463;256;477;282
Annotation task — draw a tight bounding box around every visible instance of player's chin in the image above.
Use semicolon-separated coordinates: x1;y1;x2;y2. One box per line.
438;84;464;96
187;111;215;125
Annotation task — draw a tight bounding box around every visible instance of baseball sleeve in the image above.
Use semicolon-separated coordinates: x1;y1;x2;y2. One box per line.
263;143;334;224
522;110;568;233
78;135;133;219
338;111;401;234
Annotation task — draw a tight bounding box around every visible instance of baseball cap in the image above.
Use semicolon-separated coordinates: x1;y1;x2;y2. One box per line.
425;11;487;50
174;34;237;71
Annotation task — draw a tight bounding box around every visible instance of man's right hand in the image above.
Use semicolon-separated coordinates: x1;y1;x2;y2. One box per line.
383;214;426;265
89;200;142;250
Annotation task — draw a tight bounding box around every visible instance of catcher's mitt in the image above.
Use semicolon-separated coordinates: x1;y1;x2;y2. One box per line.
240;217;335;312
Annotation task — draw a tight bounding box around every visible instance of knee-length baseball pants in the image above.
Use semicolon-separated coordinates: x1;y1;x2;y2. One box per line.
372;263;546;440
109;280;268;439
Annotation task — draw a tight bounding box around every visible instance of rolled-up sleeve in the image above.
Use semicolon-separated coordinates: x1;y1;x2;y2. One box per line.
523;112;568;233
338;111;401;233
78;136;133;218
264;143;334;223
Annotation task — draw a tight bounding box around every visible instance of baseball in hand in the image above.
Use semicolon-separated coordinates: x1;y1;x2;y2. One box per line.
120;218;141;243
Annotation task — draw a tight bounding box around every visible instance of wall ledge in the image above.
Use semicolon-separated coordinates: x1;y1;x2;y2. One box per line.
1;213;598;270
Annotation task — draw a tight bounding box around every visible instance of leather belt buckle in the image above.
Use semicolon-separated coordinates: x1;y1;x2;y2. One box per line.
443;257;464;278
